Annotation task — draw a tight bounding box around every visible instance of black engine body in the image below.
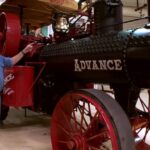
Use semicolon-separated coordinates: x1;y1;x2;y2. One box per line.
37;0;150;114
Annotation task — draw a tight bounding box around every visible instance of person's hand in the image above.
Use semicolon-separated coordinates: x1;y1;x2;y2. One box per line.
22;43;34;55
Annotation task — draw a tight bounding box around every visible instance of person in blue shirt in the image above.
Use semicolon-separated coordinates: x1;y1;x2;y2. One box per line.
0;43;33;124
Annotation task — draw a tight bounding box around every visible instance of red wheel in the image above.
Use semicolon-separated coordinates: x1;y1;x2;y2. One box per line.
51;89;135;150
0;12;21;56
131;89;150;150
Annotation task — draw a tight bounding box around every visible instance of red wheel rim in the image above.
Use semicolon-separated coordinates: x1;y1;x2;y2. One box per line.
131;90;150;150
51;92;119;150
0;12;21;56
0;12;6;53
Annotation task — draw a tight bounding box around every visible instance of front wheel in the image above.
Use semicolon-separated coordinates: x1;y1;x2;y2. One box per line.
51;89;135;150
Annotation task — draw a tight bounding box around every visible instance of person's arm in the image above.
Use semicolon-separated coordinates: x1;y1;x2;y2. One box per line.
11;43;33;65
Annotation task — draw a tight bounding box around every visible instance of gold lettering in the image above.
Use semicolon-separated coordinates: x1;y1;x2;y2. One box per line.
114;59;122;70
85;60;91;70
74;59;82;72
99;60;107;70
92;60;99;70
107;60;115;70
80;60;86;70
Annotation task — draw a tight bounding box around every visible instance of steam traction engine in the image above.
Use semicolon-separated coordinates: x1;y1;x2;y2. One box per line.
0;0;150;149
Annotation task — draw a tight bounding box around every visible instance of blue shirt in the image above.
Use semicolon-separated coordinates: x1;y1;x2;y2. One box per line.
0;56;13;91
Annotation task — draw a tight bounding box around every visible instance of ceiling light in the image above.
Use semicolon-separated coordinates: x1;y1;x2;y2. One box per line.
0;0;6;5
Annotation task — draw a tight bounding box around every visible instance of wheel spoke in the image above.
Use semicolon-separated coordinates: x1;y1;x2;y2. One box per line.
89;144;110;150
88;102;93;120
53;118;73;138
71;114;87;131
87;129;108;142
89;145;100;150
139;96;148;112
86;111;99;131
60;106;74;132
77;102;89;129
80;100;86;132
57;140;70;144
72;107;78;130
142;127;149;141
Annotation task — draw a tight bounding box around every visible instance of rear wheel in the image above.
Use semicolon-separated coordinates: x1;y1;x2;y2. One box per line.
131;89;150;150
51;89;135;150
0;12;21;56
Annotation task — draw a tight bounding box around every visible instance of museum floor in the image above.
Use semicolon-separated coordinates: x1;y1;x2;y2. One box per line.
0;108;52;150
0;88;149;150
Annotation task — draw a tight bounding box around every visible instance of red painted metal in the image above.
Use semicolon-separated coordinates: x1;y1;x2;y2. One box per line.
51;92;119;150
25;43;44;57
25;61;46;89
0;12;21;56
132;116;150;150
3;66;34;107
131;90;150;150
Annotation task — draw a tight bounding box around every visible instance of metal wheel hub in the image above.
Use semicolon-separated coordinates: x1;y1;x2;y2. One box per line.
0;32;3;40
67;134;87;150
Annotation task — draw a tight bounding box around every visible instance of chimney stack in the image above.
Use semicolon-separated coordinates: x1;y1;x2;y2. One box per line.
94;0;123;33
